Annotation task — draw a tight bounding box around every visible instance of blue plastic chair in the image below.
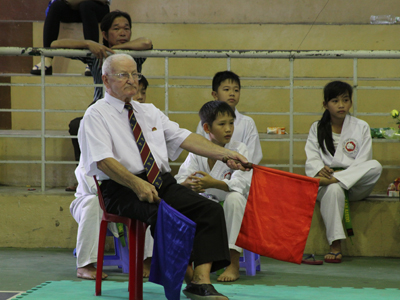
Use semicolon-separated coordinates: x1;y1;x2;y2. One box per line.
239;250;261;276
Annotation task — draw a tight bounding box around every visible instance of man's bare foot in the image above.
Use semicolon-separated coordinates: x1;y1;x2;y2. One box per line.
65;184;77;192
324;240;342;262
217;250;240;282
143;257;151;278
77;263;108;280
185;264;194;284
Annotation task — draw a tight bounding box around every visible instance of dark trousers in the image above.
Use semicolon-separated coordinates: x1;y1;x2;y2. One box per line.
100;173;231;272
44;0;110;48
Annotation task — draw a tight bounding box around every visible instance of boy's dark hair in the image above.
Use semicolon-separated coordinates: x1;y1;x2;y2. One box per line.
212;71;241;92
139;74;149;89
199;101;236;127
101;11;132;47
318;81;353;155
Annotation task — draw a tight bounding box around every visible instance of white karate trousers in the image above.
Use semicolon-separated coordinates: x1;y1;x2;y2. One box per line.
317;160;382;245
70;195;102;268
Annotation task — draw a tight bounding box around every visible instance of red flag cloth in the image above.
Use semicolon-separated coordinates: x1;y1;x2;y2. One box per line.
236;165;319;264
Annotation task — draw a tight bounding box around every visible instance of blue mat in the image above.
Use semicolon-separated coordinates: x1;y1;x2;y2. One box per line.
14;280;400;300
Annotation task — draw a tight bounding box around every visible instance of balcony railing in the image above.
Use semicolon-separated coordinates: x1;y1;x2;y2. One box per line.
1;47;399;191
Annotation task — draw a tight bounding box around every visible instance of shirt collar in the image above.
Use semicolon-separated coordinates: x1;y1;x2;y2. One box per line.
104;92;139;113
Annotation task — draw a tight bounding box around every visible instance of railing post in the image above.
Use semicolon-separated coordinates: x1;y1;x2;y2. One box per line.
41;54;46;192
289;57;294;173
353;58;358;117
164;57;169;117
227;57;231;71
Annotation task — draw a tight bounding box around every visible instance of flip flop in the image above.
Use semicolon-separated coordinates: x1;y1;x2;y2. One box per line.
301;254;323;265
324;252;342;263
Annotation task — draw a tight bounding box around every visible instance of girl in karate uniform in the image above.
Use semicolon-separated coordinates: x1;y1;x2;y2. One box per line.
305;81;382;263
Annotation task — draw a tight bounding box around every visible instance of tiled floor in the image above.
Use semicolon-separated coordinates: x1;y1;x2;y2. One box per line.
1;248;400;295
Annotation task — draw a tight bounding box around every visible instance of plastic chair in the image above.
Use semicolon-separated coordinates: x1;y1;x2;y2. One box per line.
239;249;261;276
103;227;129;273
94;177;147;300
73;228;129;273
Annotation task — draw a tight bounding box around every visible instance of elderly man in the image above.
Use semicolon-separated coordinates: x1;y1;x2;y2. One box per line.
78;53;250;300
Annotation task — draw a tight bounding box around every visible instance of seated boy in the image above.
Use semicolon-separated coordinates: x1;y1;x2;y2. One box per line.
175;100;252;282
196;70;263;165
134;74;148;103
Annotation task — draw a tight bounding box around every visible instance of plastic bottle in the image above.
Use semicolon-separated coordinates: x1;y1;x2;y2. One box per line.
370;15;400;24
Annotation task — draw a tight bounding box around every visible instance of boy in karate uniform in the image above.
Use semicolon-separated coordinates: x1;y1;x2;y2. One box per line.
176;100;252;282
196;71;262;165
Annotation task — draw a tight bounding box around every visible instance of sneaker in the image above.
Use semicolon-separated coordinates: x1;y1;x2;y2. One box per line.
84;65;92;76
182;283;229;300
31;63;52;76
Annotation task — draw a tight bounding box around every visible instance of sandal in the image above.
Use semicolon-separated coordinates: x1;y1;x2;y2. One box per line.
324;252;342;263
301;254;323;265
31;64;52;76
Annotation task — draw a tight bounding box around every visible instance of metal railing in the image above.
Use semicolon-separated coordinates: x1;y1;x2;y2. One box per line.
1;47;399;191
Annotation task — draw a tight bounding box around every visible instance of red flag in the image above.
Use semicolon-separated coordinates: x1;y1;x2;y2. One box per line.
236;165;319;264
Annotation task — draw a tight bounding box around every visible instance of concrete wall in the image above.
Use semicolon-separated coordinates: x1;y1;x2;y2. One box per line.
110;0;400;25
304;200;400;257
0;191;78;248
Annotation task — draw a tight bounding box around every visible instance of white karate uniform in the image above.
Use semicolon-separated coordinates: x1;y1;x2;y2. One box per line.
305;115;382;245
70;162;102;268
70;162;119;268
196;108;263;165
175;140;253;252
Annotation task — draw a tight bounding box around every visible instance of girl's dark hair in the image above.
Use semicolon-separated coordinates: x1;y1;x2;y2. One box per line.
317;81;353;155
199;101;236;127
100;11;132;47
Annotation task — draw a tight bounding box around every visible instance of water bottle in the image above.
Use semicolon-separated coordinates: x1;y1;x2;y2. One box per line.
370;15;400;24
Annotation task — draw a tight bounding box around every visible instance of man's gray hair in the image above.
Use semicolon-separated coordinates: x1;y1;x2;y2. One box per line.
102;53;136;75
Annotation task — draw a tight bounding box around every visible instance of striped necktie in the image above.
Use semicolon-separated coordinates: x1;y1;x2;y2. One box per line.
124;103;163;188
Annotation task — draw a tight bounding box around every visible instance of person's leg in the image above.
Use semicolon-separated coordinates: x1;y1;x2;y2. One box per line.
217;192;246;282
78;1;110;42
78;2;109;76
334;159;383;191
143;226;153;278
70;195;107;279
348;160;383;201
317;184;346;261
43;0;80;47
32;0;81;75
159;175;230;274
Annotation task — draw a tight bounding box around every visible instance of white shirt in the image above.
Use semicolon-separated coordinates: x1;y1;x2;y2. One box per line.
196;108;263;164
174;140;252;201
332;132;340;150
78;92;191;180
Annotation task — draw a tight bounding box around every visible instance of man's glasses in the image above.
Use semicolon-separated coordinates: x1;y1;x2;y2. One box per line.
107;72;142;80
